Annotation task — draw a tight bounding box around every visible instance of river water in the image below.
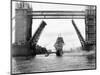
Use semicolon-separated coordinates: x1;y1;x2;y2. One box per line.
12;52;96;74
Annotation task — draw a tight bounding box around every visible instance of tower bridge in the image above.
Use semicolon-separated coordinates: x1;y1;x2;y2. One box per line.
12;1;96;56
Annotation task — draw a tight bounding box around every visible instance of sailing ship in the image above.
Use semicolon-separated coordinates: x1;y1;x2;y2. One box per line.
54;35;65;56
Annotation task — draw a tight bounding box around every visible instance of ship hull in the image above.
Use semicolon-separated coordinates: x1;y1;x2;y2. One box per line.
56;49;63;56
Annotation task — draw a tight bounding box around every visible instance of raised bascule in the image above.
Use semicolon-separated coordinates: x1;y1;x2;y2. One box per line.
12;1;96;56
72;20;94;51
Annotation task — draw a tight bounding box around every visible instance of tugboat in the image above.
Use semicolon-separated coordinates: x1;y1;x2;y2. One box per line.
54;35;65;56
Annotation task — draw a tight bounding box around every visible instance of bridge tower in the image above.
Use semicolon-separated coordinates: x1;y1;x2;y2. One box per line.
15;2;32;43
12;2;33;56
85;6;96;47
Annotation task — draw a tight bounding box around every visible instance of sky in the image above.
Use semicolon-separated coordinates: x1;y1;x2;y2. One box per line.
12;1;86;51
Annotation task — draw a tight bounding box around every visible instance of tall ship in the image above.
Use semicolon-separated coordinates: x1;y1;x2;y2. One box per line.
54;35;65;56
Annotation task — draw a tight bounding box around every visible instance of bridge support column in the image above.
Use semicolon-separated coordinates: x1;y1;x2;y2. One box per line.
12;2;33;56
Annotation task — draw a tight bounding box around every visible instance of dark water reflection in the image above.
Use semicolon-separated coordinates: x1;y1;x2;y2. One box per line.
86;54;96;66
12;53;96;74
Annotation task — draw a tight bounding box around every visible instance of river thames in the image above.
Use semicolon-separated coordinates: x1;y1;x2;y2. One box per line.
12;51;96;74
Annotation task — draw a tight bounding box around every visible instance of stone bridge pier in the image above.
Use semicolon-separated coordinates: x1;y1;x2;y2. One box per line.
12;2;33;56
